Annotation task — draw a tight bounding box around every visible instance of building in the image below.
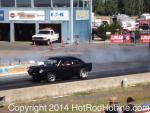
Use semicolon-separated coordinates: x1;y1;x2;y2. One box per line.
0;0;92;43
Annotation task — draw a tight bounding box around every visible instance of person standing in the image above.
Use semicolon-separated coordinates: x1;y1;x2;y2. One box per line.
104;97;122;113
130;31;136;44
123;30;128;44
123;97;136;113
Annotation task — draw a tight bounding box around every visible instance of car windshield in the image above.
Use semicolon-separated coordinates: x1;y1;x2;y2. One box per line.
44;59;59;66
38;31;50;34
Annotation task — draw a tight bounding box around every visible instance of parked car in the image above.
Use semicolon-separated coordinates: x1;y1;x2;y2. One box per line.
27;56;92;83
32;28;59;45
140;13;150;20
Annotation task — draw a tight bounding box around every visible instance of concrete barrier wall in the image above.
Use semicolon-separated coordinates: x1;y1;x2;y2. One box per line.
0;65;22;74
0;72;150;104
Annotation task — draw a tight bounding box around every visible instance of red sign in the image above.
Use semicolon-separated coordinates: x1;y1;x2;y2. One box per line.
111;35;131;44
140;35;150;43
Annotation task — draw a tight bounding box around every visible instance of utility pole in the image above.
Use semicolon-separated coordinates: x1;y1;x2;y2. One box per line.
89;0;93;43
70;0;74;43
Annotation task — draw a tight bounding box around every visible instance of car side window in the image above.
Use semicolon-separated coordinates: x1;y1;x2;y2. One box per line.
72;60;81;65
61;60;72;67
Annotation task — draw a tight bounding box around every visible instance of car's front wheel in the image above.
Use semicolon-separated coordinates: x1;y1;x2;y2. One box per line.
79;68;89;79
47;73;56;83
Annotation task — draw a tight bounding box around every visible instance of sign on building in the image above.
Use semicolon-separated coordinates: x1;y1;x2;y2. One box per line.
140;35;150;43
50;10;69;21
111;34;131;43
76;10;89;20
0;10;4;21
9;11;45;21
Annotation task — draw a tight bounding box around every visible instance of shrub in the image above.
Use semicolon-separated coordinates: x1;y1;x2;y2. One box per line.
97;22;122;40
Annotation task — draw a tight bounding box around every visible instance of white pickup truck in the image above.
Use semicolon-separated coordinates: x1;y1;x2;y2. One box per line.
32;28;59;45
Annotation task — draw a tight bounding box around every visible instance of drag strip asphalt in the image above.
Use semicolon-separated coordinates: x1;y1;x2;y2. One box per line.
0;61;150;91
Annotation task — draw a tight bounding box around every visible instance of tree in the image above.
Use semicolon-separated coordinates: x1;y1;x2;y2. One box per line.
118;0;125;13
93;0;118;15
93;0;106;15
143;0;150;13
105;0;118;15
93;0;150;15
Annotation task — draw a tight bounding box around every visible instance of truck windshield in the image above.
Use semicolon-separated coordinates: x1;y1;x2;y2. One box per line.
38;31;50;34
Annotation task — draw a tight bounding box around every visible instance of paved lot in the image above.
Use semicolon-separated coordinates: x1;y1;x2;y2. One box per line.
0;41;150;65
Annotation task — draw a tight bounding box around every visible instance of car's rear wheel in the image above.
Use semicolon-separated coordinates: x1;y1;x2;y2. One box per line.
79;68;88;79
47;73;56;83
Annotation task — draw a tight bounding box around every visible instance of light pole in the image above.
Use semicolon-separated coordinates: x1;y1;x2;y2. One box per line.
90;0;92;43
70;0;74;43
83;0;92;43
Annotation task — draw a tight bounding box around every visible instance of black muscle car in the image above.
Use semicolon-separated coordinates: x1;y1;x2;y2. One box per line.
27;56;92;83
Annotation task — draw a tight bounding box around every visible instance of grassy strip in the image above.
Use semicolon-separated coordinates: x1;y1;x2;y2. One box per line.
1;83;150;113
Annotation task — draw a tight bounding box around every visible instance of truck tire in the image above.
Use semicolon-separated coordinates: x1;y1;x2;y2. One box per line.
47;39;51;45
32;41;36;45
47;73;56;83
79;68;88;79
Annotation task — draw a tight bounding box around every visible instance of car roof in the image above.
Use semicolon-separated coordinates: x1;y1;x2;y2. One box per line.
48;56;83;61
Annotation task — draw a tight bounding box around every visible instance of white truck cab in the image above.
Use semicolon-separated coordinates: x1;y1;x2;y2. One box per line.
32;28;59;45
140;13;150;20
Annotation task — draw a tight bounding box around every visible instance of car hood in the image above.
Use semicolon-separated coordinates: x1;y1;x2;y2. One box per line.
29;65;54;70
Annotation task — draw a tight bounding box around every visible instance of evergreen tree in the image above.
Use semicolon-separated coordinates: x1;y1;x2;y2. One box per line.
93;0;150;15
105;0;118;15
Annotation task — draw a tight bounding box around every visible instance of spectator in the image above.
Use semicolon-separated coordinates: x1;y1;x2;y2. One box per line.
104;97;122;113
74;35;79;46
130;31;136;44
123;30;128;43
123;97;136;113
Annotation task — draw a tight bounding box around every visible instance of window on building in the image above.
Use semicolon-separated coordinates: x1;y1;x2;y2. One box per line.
16;0;31;7
34;0;51;7
74;0;83;7
53;0;70;7
74;0;78;7
1;0;15;7
83;0;89;7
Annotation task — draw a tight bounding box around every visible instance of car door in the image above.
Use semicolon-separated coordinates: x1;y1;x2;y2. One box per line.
57;59;74;78
71;59;83;75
